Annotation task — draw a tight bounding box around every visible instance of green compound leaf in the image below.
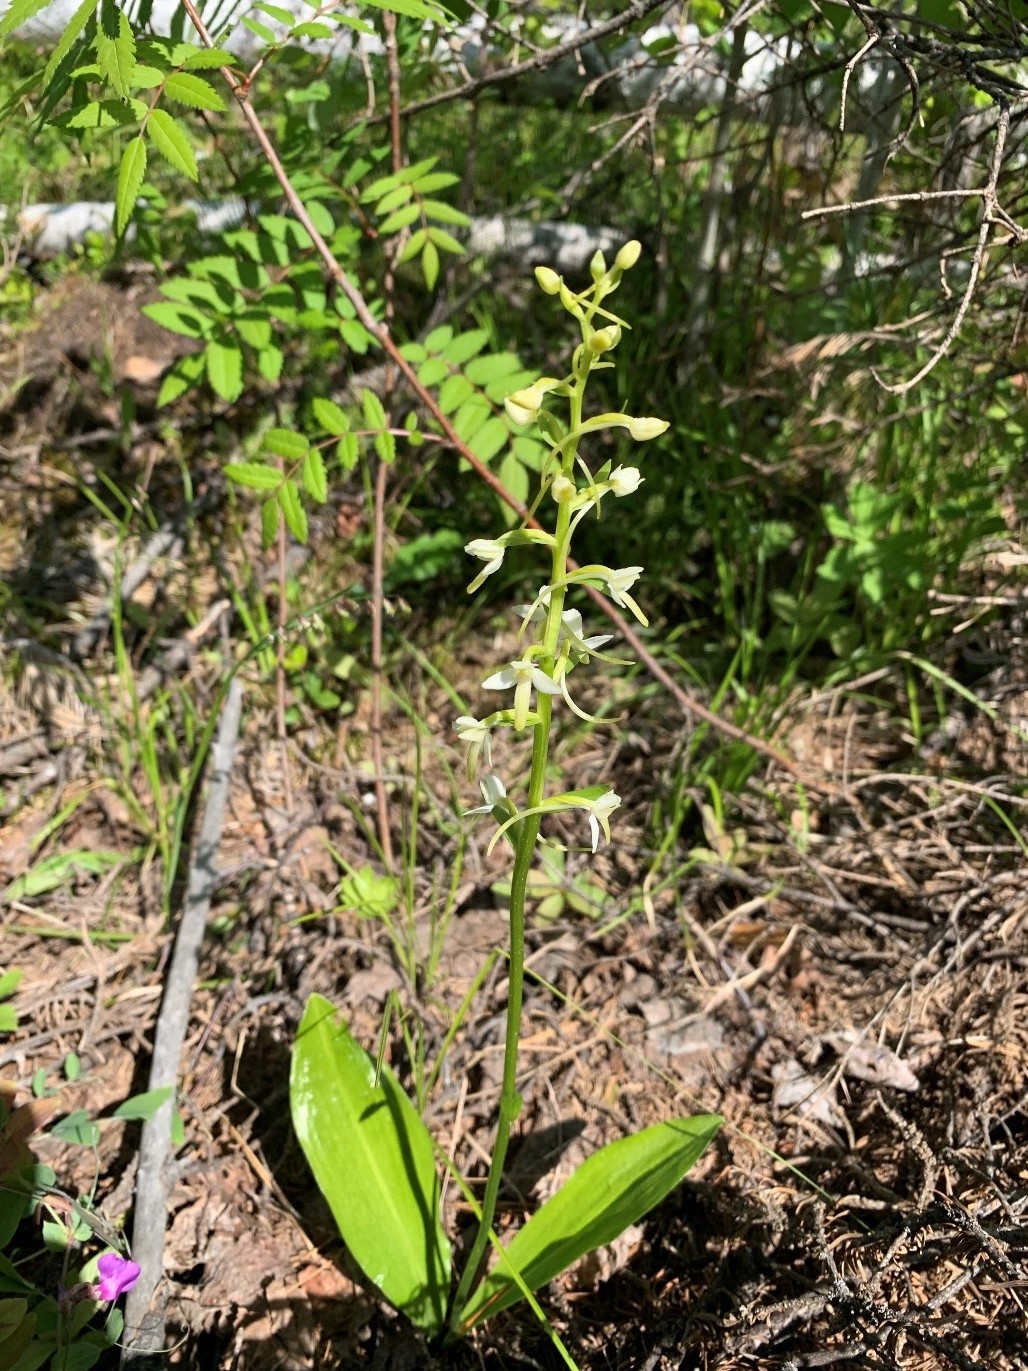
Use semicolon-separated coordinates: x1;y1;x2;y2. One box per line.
146;108;198;180
95;1;136;98
458;1115;721;1331
114;135;146;237
291;995;451;1334
163;70;226;111
205;338;243;402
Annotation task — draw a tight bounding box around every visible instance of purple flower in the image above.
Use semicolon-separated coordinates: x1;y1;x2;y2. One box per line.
94;1253;141;1302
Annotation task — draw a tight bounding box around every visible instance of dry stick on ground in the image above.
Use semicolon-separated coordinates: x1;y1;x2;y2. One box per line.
177;0;835;801
120;675;243;1369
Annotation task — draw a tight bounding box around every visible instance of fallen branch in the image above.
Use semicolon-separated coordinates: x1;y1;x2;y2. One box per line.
121;673;244;1367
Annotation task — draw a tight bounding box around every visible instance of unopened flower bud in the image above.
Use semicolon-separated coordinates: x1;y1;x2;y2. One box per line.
589;249;607;283
626;416;668;441
559;282;581;314
615;240;642;271
551;474;576;503
535;266;561;294
504;388;541;426
587;325;621;354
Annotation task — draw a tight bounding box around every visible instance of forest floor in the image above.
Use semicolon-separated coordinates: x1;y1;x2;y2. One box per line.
2;273;1027;1371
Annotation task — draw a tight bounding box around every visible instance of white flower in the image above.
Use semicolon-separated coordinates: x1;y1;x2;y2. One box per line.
482;656;562;730
584;790;621;851
504;391;539;426
465;537;506;592
603;567;648;626
454;715;492;780
607;465;643;497
464;773;508;816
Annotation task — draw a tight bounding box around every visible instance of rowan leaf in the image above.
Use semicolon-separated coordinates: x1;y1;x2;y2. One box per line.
95;0;136;98
114;135;147;236
163;71;226;111
146;108;198;180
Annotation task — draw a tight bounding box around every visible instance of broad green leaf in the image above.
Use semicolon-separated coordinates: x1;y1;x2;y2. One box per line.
421;239;439;290
113;1087;173;1120
95;0;135;98
0;1302;35;1370
312;397;349;436
3;851;122;902
278;480;308;543
114;135;146;236
416;356;449;388
290;995;451;1333
465;352;520;385
146;108;197;180
206;339;243;402
225;462;281;491
337;434;359;470
235;313;272;348
131;63;164;88
49;1110;100;1146
301;448;328;503
0;1008;16;1033
438;374;474;415
163;71;226;111
459;1115;720;1330
262;427;308;460
42;0;98;89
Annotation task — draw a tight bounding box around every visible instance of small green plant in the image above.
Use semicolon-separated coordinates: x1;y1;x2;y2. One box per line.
290;246;720;1346
0;1000;172;1371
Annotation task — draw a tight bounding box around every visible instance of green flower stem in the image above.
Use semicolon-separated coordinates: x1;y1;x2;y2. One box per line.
449;355;590;1335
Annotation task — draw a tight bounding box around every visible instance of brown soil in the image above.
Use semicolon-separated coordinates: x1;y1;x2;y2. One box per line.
1;277;1026;1371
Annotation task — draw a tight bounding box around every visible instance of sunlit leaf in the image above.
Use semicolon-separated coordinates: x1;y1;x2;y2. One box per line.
146;107;198;180
114;135;146;236
459;1115;721;1330
290;995;451;1334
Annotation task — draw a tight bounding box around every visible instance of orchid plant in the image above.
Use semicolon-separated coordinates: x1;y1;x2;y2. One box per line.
290;247;720;1350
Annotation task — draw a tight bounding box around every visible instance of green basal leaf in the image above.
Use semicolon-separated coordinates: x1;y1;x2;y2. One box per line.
114;135;146;237
95;0;136;99
163;71;226;111
290;995;451;1334
458;1115;721;1330
279;479;308;543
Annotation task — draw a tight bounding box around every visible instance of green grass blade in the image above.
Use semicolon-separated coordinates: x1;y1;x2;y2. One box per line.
290;995;451;1334
458;1115;721;1331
